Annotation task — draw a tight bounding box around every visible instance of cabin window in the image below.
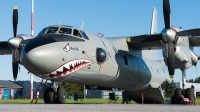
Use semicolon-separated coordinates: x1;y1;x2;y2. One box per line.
123;55;128;65
59;28;72;35
46;27;59;34
80;30;89;40
73;29;82;38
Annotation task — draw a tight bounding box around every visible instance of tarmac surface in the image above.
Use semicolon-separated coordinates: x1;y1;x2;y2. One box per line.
0;104;200;112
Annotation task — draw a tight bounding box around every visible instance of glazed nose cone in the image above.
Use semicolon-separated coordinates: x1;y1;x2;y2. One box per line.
21;37;60;75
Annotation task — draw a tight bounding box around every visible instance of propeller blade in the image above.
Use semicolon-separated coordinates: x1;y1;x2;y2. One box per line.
163;0;171;29
167;42;175;79
13;6;18;37
12;49;20;81
176;28;200;37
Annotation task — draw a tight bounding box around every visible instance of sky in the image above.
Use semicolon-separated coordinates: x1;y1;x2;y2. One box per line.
0;0;200;83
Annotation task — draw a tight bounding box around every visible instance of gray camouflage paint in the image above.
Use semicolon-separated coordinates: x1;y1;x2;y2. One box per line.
21;25;167;92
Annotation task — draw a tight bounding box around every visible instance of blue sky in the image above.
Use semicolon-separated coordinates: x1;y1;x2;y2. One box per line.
0;0;200;82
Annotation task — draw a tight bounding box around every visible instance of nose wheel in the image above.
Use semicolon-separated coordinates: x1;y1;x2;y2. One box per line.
43;81;67;104
57;87;67;104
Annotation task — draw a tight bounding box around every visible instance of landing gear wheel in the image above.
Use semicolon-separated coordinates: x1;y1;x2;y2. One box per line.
185;88;194;104
57;87;67;104
174;88;182;104
47;88;54;104
43;89;48;103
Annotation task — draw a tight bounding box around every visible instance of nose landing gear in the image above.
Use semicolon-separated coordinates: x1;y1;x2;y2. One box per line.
43;80;67;104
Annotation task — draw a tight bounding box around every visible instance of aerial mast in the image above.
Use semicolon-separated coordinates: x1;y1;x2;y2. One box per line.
30;0;34;100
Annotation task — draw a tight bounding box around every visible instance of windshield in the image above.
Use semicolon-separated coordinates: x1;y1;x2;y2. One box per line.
80;30;89;40
59;28;72;34
37;28;47;36
46;27;59;34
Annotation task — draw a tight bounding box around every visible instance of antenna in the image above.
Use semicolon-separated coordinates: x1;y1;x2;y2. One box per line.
31;0;34;36
30;0;34;100
80;22;85;29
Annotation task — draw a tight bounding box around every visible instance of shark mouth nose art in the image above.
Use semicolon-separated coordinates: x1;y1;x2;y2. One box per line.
41;59;92;79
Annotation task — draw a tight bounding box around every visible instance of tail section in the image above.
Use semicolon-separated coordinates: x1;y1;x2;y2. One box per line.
142;7;158;60
150;7;158;34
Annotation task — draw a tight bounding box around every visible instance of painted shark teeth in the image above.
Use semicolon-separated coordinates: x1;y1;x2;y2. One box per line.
42;59;92;79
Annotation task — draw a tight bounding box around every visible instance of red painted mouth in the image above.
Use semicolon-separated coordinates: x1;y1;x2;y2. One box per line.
41;59;92;79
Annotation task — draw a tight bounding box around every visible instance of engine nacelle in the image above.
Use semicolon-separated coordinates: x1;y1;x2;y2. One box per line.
171;26;183;32
17;34;33;40
174;50;188;62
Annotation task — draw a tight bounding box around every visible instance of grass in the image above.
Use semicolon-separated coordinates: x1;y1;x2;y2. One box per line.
0;98;136;104
1;98;200;104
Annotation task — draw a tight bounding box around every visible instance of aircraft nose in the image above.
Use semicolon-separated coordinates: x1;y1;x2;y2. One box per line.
21;37;61;75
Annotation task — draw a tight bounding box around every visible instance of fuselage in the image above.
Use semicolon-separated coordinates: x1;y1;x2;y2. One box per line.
20;25;168;91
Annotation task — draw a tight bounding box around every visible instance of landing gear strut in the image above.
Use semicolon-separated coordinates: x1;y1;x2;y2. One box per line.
43;80;67;104
181;69;185;93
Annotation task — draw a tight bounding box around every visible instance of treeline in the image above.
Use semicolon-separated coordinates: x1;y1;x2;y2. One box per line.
186;77;200;83
161;77;200;97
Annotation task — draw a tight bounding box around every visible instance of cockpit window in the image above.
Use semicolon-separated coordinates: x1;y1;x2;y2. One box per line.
80;30;89;40
46;27;59;34
73;29;82;38
59;28;72;34
38;28;47;36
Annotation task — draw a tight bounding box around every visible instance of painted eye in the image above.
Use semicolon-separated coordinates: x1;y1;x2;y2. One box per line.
63;44;70;52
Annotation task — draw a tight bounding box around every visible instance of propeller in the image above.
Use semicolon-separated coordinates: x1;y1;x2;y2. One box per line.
128;0;200;79
162;0;176;78
8;6;20;81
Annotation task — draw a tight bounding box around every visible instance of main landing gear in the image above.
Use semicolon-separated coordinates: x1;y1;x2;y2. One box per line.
171;70;195;104
43;80;67;104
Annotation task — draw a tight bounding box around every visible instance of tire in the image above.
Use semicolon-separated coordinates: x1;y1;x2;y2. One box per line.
185;88;194;104
170;96;175;104
174;88;182;104
57;87;67;104
43;89;48;104
47;88;54;104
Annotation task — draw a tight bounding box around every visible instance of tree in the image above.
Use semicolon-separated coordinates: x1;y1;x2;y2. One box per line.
188;79;194;83
168;80;177;96
161;79;177;97
58;82;84;96
194;77;200;83
161;79;169;92
66;83;84;96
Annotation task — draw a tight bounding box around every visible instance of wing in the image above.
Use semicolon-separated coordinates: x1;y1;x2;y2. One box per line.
189;36;200;47
0;41;12;54
126;34;162;50
0;39;32;55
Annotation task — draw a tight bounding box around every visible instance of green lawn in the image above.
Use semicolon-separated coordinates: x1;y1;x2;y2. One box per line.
0;98;200;104
0;98;136;104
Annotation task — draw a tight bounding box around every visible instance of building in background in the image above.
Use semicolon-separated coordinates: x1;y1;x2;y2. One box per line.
0;80;51;99
15;80;51;99
0;80;23;99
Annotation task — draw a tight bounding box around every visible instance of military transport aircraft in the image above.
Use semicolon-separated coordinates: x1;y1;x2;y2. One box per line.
1;0;200;104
